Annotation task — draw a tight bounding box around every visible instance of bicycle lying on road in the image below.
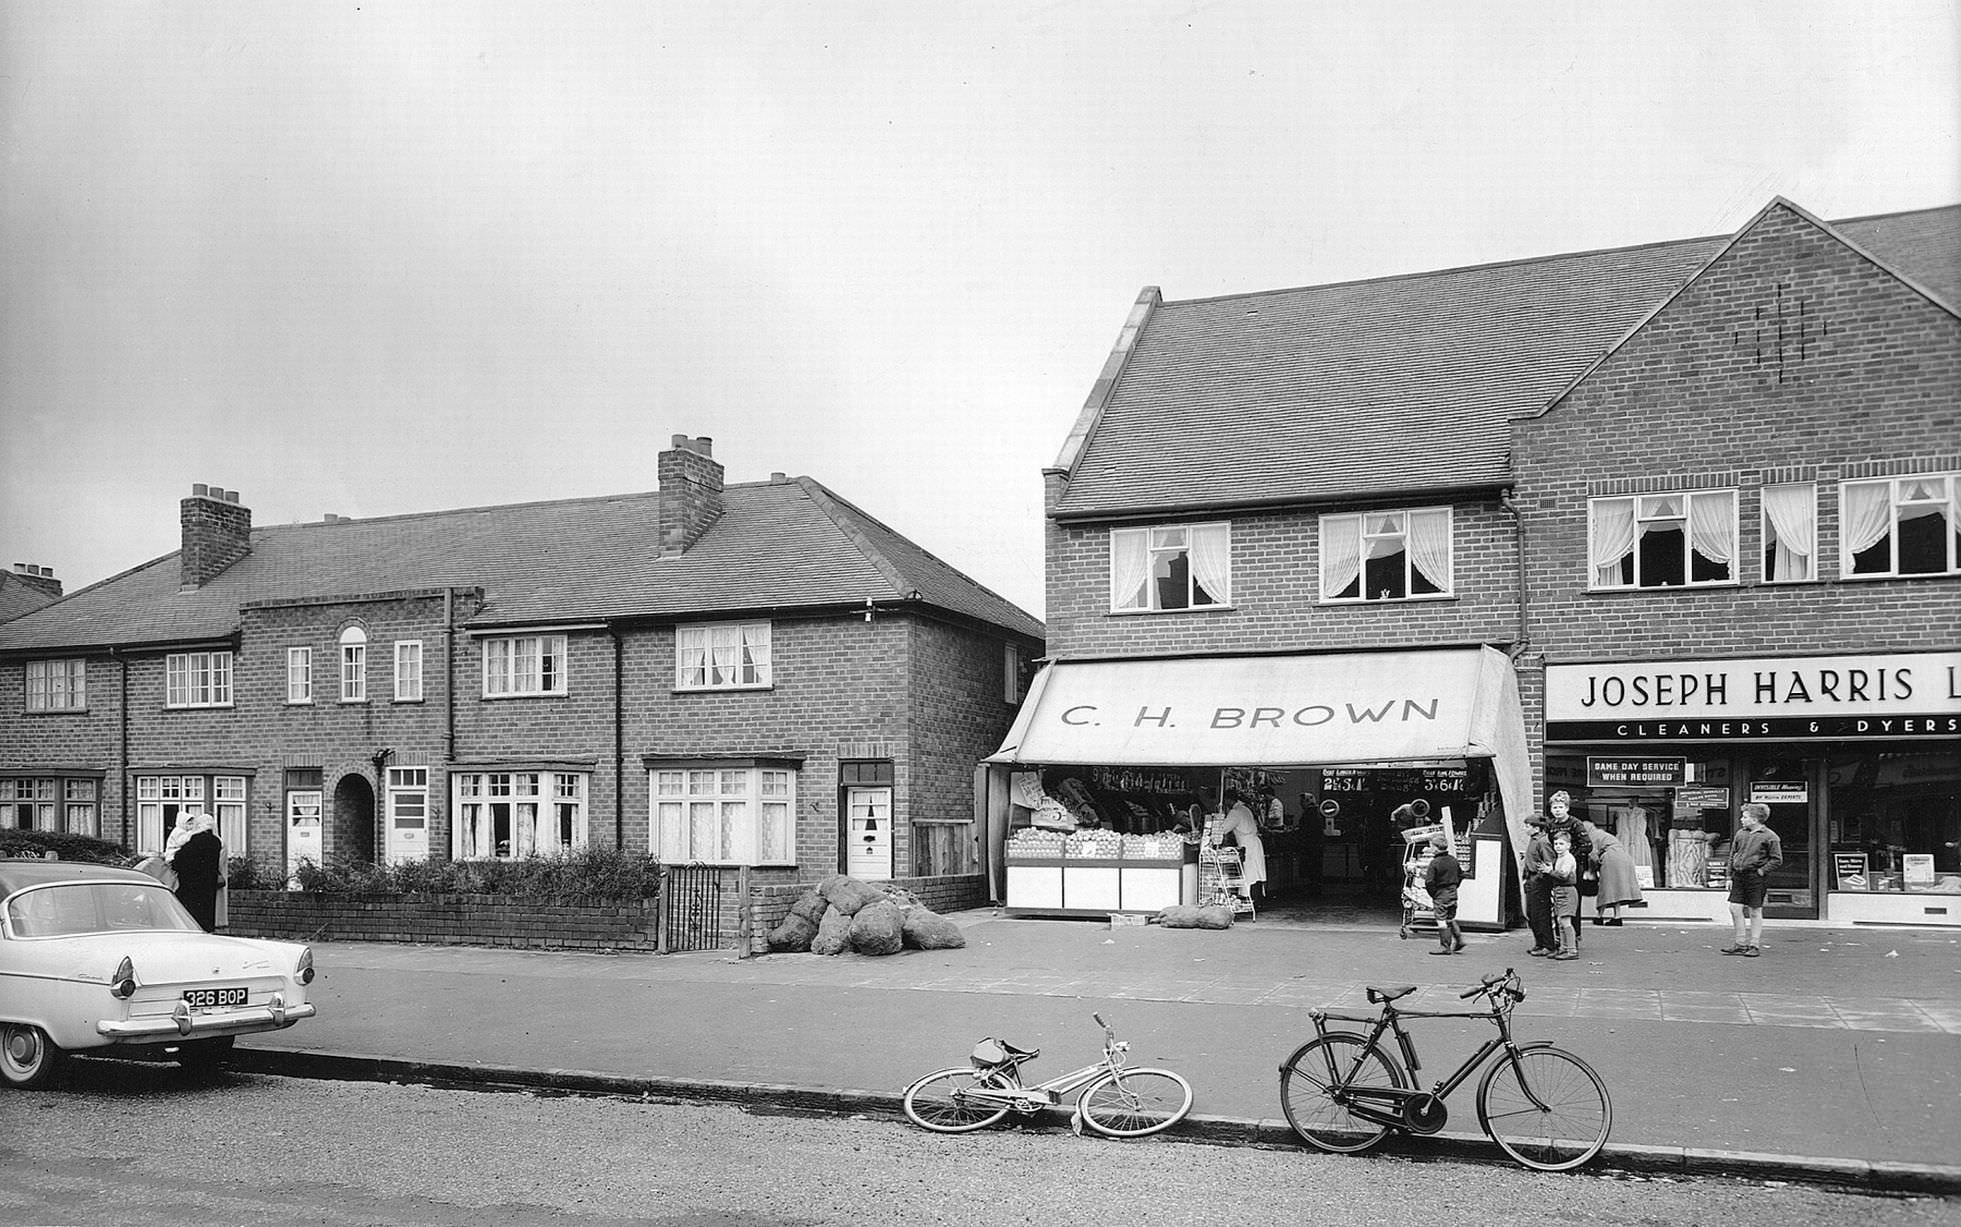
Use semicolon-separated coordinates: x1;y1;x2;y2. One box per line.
903;1012;1194;1139
1278;969;1612;1171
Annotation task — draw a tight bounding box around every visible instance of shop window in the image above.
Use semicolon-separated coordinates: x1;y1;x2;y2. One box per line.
675;623;772;690
1760;483;1816;583
651;766;796;866
1826;749;1960;894
25;659;86;712
1110;523;1230;612
1841;474;1961;578
1320;508;1451;602
1589;490;1736;590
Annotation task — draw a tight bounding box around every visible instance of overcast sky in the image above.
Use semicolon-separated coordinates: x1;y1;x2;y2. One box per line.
3;1;1957;619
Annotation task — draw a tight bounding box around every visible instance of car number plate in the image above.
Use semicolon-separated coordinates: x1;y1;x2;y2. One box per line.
182;986;248;1008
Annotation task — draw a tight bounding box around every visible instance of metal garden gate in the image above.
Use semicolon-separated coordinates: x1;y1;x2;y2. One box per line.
658;864;724;952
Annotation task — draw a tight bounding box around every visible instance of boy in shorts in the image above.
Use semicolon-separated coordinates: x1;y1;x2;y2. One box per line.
1723;803;1783;957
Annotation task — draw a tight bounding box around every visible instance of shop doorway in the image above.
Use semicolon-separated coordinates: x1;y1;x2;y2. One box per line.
1745;759;1818;920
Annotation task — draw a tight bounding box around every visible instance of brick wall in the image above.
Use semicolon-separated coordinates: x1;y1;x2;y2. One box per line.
226;890;658;950
1044;499;1522;660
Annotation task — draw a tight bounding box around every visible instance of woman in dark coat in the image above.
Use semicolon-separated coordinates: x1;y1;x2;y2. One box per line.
170;812;224;933
1580;817;1645;925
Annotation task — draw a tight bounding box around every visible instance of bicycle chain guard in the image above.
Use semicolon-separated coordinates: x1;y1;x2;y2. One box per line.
1400;1092;1449;1134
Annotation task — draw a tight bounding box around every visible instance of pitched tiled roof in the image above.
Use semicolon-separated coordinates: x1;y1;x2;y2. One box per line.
0;479;1043;653
0;573;60;624
1053;204;1961;519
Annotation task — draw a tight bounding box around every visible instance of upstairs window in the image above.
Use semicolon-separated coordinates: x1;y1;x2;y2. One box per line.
395;640;423;702
166;651;233;708
483;634;569;697
1590;490;1735;589
25;659;86;712
1842;474;1960;578
286;647;313;704
1320;508;1452;601
339;627;367;703
1110;523;1230;612
676;622;772;690
1761;484;1817;583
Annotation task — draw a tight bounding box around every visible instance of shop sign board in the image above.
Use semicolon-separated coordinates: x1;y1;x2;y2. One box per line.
1832;852;1869;891
1544;650;1961;742
1749;781;1808;805
1904;854;1937;888
1586;756;1685;787
1672;786;1730;820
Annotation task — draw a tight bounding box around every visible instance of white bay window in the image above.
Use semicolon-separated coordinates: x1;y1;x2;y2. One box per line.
652;766;796;866
452;771;588;860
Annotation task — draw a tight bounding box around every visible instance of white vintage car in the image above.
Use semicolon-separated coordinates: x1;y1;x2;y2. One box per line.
0;859;316;1088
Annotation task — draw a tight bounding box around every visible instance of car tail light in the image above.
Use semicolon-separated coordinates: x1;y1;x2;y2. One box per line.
110;955;138;999
297;946;315;985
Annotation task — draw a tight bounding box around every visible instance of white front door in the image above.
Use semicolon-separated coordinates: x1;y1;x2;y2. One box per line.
287;791;323;887
846;786;894;880
386;769;430;865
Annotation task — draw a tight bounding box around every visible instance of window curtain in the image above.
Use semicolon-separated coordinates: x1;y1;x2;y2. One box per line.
1189;524;1231;604
1688;492;1735;570
1841;482;1894;562
1762;485;1816;581
1407;510;1451;592
1321;517;1361;598
1110;531;1150;609
1590;500;1637;587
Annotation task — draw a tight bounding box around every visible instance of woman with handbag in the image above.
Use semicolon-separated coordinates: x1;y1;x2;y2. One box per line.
1581;817;1645;925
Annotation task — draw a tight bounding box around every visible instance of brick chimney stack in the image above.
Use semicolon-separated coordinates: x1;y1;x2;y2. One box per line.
180;484;253;589
8;563;62;600
657;435;724;557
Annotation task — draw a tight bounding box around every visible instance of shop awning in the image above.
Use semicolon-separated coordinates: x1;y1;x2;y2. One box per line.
990;647;1524;769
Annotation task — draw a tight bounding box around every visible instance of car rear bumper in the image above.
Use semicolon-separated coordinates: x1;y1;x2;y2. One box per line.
97;995;315;1039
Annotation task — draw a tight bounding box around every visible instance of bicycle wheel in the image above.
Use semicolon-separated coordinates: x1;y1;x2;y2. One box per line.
901;1067;1012;1133
1476;1044;1612;1171
1077;1067;1193;1138
1278;1033;1407;1154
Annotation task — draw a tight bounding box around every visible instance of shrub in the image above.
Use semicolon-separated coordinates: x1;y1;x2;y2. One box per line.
283;846;660;902
0;828;127;865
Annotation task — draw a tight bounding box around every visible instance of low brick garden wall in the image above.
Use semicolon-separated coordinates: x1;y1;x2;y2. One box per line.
226;890;659;951
226;871;990;954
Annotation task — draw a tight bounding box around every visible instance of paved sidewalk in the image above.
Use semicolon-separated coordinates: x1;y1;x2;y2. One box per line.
235;912;1961;1192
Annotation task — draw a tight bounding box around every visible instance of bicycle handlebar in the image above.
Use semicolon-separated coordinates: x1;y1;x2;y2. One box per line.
1460;969;1521;1001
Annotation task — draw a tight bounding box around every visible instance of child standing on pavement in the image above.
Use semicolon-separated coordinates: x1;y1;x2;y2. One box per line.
1548;830;1580;961
1423;833;1466;955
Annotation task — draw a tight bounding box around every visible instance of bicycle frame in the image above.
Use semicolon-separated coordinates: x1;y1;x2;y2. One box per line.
1306;992;1550;1130
959;1041;1129;1111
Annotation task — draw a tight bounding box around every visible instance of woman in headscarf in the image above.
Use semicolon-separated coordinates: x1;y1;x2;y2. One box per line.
1580;816;1645;925
168;810;224;932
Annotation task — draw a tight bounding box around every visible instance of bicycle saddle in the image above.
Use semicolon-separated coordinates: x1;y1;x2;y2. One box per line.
971;1038;1039;1066
1366;984;1418;1004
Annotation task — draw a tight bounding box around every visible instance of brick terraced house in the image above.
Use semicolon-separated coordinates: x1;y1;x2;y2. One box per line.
0;436;1044;903
985;198;1958;931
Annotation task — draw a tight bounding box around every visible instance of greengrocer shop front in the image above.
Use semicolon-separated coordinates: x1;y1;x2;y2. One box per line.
980;646;1536;929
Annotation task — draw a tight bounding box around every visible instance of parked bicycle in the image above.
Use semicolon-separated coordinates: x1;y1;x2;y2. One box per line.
903;1012;1194;1138
1278;969;1611;1171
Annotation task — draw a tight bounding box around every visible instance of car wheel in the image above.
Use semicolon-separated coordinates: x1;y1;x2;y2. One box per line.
0;1023;69;1090
174;1035;237;1071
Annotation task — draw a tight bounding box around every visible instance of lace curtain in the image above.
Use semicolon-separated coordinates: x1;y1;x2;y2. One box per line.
1407;509;1451;592
1321;518;1361;599
1841;482;1894;563
1189;524;1231;605
1110;531;1150;609
1590;500;1637;587
1761;484;1815;581
1688;491;1735;571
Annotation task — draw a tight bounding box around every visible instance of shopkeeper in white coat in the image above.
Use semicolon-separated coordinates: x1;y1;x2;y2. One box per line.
1208;790;1268;902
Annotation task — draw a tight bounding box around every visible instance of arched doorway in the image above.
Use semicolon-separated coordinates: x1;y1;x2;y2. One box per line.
333;772;376;865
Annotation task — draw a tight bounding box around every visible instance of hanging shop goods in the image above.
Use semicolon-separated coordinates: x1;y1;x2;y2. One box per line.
1544;650;1961;927
982;647;1535;925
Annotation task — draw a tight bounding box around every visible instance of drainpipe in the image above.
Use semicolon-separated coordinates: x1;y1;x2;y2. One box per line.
1500;488;1529;658
611;622;624;850
443;588;457;762
370;747;393;864
115;647;129;851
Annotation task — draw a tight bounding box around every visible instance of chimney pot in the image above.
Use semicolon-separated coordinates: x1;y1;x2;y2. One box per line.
193;483;210;498
695;436;713;456
670;434;689;448
770;472;787;484
224;490;240;504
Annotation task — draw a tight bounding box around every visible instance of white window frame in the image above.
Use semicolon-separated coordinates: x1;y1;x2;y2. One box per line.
482;634;570;698
0;777;89;833
166;651;233;708
286;647;313;704
1840;474;1961;579
339;627;367;703
451;771;588;860
212;775;247;853
134;774;206;851
651;766;796;866
1761;483;1817;584
395;640;424;702
1318;507;1455;602
1588;489;1738;591
1004;642;1022;704
675;622;773;691
24;659;87;712
1109;523;1231;612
